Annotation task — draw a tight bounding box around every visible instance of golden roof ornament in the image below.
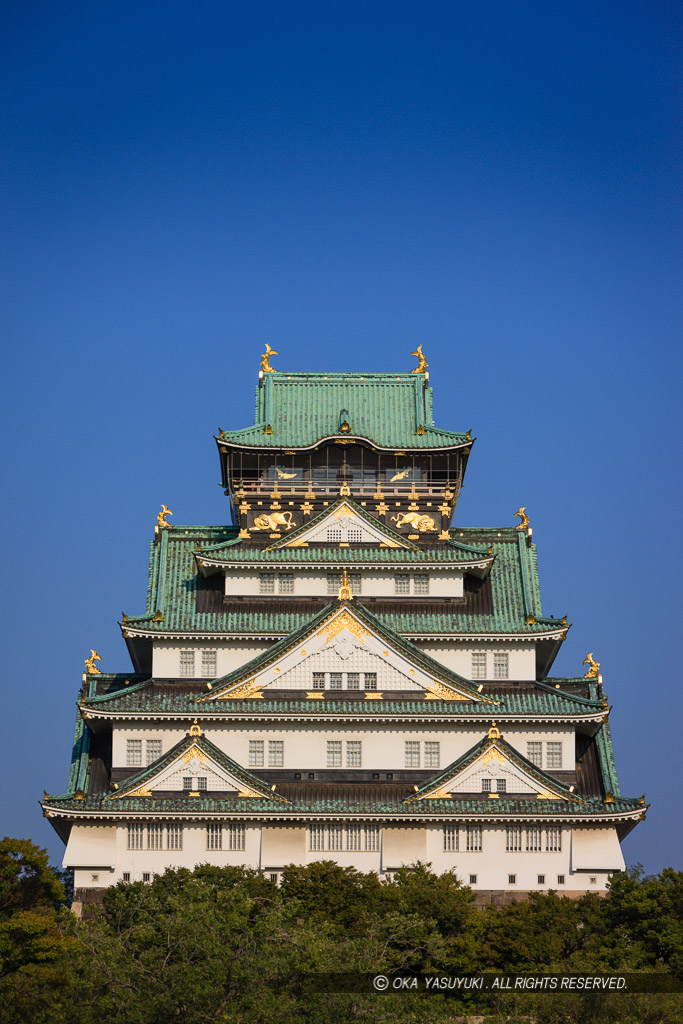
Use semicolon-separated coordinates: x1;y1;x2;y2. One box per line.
338;569;353;602
156;504;173;530
583;652;600;678
410;345;428;373
85;650;102;674
189;718;202;737
260;344;278;373
514;507;530;530
488;723;500;740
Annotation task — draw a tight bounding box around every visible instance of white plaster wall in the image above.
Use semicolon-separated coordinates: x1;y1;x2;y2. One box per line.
112;824;261;880
152;640;270;678
418;643;537;681
223;568;463;599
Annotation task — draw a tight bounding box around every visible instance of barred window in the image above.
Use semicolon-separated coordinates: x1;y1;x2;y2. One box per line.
308;825;378;852
179;650;195;677
348;528;363;543
327;741;342;767
493;652;509;679
278;573;294;594
506;826;523;852
527;742;542;767
196;777;207;791
394;575;411;595
268;740;284;767
546;742;562;769
328;572;362;594
471;652;487;679
526;827;542;852
326;527;343;542
346;672;360;689
126;739;142;767
346;741;362;767
201;649;217;677
346;825;362;851
546;826;562;852
312;672;325;690
145;739;161;765
364;826;380;851
469;874;477;884
405;741;420;768
557;874;565;885
413;574;429;595
538;874;545;885
443;826;458;852
508;874;516;885
182;776;193;790
206;823;222;850
142;873;151;882
122;872;130;882
424;742;440;768
496;778;507;793
167;824;183;850
249;740;264;767
328;826;343;851
482;777;492;792
127;824;144;850
259;573;275;594
227;825;245;851
329;672;343;690
466;825;482;852
309;825;326;851
364;673;377;690
147;824;164;850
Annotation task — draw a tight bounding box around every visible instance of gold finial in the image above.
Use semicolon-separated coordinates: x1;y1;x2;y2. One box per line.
338;569;353;601
604;791;615;804
514;507;530;530
339;481;350;496
157;504;173;530
189;718;201;737
153;610;163;622
488;723;500;740
410;345;428;373
260;344;278;373
583;652;600;678
85;650;102;674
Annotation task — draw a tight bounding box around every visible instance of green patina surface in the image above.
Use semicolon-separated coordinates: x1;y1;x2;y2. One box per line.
217;372;470;451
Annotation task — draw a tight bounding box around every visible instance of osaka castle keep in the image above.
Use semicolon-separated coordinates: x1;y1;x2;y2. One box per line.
43;346;646;906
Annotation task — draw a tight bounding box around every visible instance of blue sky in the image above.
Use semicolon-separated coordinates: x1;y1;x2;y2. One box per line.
1;1;681;872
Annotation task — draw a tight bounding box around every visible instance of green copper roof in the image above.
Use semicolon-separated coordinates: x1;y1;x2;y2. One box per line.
217;372;471;451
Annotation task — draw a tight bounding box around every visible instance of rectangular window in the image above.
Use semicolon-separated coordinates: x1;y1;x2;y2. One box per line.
126;739;142;767
394;575;411;595
278;573;294;594
364;673;377;690
508;874;517;885
413;574;429;595
206;823;222;850
182;776;193;790
346;825;362;851
466;826;482;852
312;672;325;690
589;876;597;885
328;826;343;852
179;650;195;677
309;825;326;851
346;741;362;767
145;739;161;765
482;777;492;792
364;826;380;851
346;672;360;689
404;741;421;768
526;827;542;852
496;778;507;793
527;742;542;767
167;824;183;850
493;652;509;679
557;874;565;885
506;826;523;852
127;824;144;850
268;740;284;767
327;741;342;768
227;825;245;851
424;741;440;768
142;873;151;883
259;573;275;594
546;742;562;769
538;875;545;885
546;826;562;852
443;826;458;852
326;527;343;542
122;872;130;882
249;740;264;768
348;528;363;543
328;573;361;594
147;824;164;850
329;672;343;690
471;652;487;679
469;874;477;885
196;777;208;791
201;649;217;677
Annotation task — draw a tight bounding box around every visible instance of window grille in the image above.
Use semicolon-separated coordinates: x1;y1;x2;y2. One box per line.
394;575;410;595
364;673;377;690
346;672;360;689
346;825;362;851
496;778;507;793
196;777;208;791
327;572;362;594
526;742;542;767
404;741;420;767
482;777;492;792
346;741;362;767
147;824;164;850
493;652;509;679
506;826;523;852
466;826;482;852
142;873;151;882
508;874;516;885
312;672;325;690
227;825;245;851
249;740;264;767
348;528;363;543
268;740;284;767
182;776;193;790
538;875;545;885
278;573;294;594
179;650;195;677
364;826;380;851
557;874;565;885
126;739;142;767
526;827;542;852
167;824;183;850
326;528;342;542
145;739;161;765
546;742;562;769
201;649;217;677
545;826;561;852
309;825;326;851
469;874;477;884
122;872;130;882
206;823;222;850
589;876;597;885
471;652;487;679
329;672;343;690
327;741;342;767
413;574;429;595
127;824;144;850
443;826;458;852
259;573;275;594
328;826;343;851
424;741;440;768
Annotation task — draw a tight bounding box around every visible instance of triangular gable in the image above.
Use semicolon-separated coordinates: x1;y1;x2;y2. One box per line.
266;499;416;551
406;726;575;802
107;728;288;802
200;600;493;703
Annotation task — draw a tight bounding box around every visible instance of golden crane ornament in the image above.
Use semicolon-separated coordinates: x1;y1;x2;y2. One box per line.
514;507;530;530
410;345;428;373
583;652;600;678
260;344;278;373
85;650;102;674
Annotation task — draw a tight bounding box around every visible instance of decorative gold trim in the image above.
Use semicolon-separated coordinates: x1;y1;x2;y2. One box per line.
488;723;501;739
364;692;383;699
410;345;428;373
128;785;152;798
215;678;265;700
306;691;324;700
237;786;264;799
260;344;277;373
338;569;353;601
423;680;470;702
318;609;369;645
514;506;530;530
189;718;201;737
390;511;436;533
251;511;295;531
156;504;174;531
583;652;600;678
84;650;102;674
339;481;350;496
